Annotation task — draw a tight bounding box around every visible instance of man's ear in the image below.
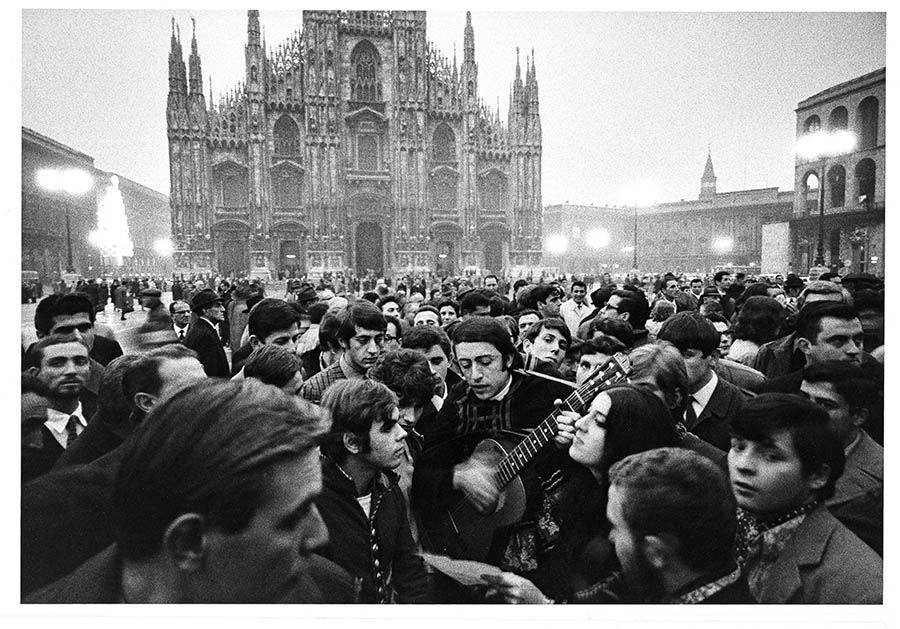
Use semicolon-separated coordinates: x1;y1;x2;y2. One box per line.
162;513;207;572
521;338;533;353
850;407;869;428
24;366;40;377
797;337;812;356
133;392;157;414
248;335;263;350
342;431;361;455
806;464;830;493
641;534;676;571
620;311;630;323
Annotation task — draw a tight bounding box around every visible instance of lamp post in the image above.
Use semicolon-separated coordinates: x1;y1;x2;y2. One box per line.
796;130;856;270
36;168;94;275
619;181;657;274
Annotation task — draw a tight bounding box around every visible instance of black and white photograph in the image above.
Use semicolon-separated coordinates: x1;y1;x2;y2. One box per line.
11;4;891;625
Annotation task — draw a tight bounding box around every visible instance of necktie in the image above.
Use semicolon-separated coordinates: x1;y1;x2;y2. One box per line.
65;415;80;448
684;396;699;430
178;328;185;340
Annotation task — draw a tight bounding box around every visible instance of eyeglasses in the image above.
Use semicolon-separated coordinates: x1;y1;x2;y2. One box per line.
603;304;619;312
173;310;191;315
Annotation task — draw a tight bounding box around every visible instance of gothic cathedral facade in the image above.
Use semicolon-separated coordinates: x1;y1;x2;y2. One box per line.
166;10;542;279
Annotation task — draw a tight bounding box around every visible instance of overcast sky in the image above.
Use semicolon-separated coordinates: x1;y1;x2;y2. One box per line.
20;6;886;207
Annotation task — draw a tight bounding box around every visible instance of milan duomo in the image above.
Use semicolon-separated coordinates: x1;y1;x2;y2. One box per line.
166;10;542;279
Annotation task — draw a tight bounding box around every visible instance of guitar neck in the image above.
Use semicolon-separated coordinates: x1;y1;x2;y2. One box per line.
494;354;630;488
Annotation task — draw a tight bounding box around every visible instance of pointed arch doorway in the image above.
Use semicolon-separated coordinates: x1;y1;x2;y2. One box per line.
355;222;384;276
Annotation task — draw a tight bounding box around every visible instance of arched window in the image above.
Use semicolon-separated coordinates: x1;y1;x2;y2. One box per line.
273;115;300;155
350;40;382;102
431;170;458;210
272;165;303;209
479;172;505;211
215;164;248;209
827;165;846;208
829;106;848;130
804;115;821;134
250;65;258;82
803;172;820;214
855;158;876;206
433;124;456;163
357;134;379;170
858;96;879;148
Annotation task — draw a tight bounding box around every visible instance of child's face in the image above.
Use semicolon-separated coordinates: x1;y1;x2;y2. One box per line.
727;428;822;515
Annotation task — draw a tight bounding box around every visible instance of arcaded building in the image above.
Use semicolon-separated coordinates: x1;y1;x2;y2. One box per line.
791;67;885;276
166;10;542;279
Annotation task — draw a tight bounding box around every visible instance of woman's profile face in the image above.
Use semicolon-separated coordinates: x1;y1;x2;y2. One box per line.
569;391;612;469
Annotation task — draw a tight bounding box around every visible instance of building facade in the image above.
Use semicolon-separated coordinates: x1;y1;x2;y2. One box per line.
791;67;885;277
545;154;793;277
21;127;171;281
166;10;542;279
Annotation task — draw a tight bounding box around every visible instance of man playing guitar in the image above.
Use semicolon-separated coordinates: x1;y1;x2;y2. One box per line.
413;317;621;601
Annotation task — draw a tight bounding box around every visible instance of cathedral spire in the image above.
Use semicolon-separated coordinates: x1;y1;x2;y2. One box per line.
464;11;474;64
700;147;717;200
188;17;203;96
248;9;260;47
168;17;187;98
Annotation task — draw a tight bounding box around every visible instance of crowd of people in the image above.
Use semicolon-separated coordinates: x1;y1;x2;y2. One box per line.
20;266;884;605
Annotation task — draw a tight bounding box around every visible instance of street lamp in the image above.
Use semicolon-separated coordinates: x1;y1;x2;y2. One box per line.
796;130;856;268
618;181;658;273
36;168;94;273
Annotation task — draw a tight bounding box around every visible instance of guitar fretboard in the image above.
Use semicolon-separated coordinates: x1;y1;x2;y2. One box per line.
494;353;630;487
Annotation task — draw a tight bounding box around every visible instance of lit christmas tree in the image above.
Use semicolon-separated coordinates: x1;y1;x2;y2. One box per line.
89;175;134;267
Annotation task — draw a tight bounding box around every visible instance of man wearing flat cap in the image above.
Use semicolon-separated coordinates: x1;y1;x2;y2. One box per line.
137;288;178;351
184;288;229;377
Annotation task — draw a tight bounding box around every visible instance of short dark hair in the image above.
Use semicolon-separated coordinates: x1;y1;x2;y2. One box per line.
796;302;859;342
337;301;387;344
523;317;571;346
95;354;145;427
367;349;434;409
611;289;649;329
713;271;731;284
113;379;329;560
31;332;89;366
318;312;343;352
451;316;517;363
403;324;451;360
730;393;844;501
589;317;635;349
730;296;783;346
524;284;558;310
415;304;441;319
122;344;200;414
384;315;403;341
307;301;330;325
244;344;300;389
581;334;627;358
168;300;190;315
247;298;300;341
459;289;492;316
657;311;720;358
514;308;540;323
320;379;398;464
376;294;400;310
35;293;95;335
571;280;587;291
437;299;459;315
802;361;881;414
609;447;736;573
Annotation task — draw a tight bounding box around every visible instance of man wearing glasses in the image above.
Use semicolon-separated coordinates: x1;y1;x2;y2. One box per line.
299;301;387;405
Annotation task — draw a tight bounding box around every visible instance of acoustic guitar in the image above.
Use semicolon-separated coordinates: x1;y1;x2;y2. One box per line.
419;352;632;562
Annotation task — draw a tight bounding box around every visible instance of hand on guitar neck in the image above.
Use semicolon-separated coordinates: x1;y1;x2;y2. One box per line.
452;457;500;515
551;399;579;450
